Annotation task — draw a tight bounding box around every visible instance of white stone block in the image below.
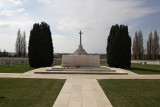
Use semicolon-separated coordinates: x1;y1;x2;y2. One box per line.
61;55;100;67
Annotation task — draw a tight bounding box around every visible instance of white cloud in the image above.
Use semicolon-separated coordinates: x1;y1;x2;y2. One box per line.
57;17;84;32
53;34;65;39
0;10;13;16
46;0;160;53
0;1;4;7
0;8;25;16
37;0;54;5
0;0;23;8
8;0;22;5
53;0;158;32
16;8;25;13
0;24;10;28
0;0;160;53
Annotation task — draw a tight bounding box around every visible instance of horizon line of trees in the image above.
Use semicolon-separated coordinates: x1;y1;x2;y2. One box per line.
132;30;160;60
0;49;9;57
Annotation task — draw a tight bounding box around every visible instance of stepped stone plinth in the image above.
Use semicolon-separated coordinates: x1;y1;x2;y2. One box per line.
73;45;87;55
35;66;128;75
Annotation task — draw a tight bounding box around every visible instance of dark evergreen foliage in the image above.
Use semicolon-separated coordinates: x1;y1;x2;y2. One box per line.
28;22;54;67
107;24;131;68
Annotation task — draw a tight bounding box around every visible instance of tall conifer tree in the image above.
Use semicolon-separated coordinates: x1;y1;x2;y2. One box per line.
28;22;54;67
107;24;131;68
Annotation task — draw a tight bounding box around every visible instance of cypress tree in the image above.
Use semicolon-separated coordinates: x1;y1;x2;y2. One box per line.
107;24;131;68
28;22;54;67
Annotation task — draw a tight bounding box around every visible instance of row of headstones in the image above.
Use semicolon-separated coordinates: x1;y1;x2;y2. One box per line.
0;58;107;66
54;59;160;65
131;60;160;65
0;58;63;66
0;58;28;65
1;58;160;66
53;58;62;65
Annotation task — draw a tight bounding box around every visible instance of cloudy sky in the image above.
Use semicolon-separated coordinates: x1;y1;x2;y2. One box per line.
0;0;160;53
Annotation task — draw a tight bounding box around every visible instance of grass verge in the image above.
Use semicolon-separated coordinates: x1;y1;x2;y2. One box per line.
98;79;160;107
0;78;65;107
102;62;160;74
101;62;108;66
126;63;160;74
0;64;34;73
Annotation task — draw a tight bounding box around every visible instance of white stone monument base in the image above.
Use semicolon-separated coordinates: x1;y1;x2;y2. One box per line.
61;55;100;67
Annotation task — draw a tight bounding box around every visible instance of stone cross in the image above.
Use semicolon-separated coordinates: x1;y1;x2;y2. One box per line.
79;31;83;45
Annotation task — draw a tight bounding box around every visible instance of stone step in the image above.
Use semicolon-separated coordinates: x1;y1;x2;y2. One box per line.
46;68;114;72
34;71;128;75
47;67;112;72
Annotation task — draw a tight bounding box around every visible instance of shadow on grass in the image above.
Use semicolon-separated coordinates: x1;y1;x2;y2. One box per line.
0;97;5;99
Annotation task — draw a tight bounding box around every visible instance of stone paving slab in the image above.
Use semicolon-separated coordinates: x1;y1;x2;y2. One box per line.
53;79;112;107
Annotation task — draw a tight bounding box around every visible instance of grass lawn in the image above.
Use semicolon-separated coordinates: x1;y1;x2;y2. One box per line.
98;79;160;107
0;78;65;107
126;63;160;74
101;62;108;66
0;64;34;73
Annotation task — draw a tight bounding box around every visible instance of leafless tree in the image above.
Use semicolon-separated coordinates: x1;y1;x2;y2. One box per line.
132;31;144;60
152;30;159;59
15;29;22;57
147;32;153;59
15;29;26;57
132;32;138;59
137;31;144;60
22;31;26;57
